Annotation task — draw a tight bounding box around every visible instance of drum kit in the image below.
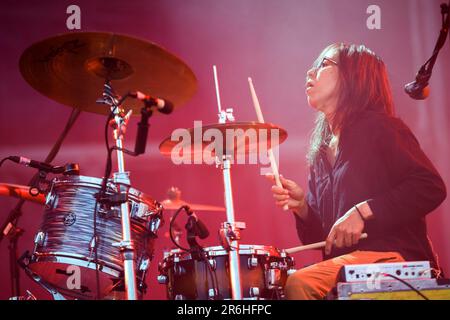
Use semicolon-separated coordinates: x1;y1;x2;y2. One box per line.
0;32;296;300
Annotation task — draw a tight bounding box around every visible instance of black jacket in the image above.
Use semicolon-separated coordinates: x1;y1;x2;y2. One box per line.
295;111;447;267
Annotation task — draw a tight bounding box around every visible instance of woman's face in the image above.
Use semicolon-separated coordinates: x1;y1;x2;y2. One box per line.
305;50;340;116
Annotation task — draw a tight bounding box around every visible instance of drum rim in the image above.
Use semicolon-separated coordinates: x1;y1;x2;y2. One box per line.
50;174;158;207
163;244;282;260
30;252;122;277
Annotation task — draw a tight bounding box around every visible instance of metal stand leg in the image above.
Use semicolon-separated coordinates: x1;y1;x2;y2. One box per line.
112;114;138;301
220;156;243;300
99;81;138;300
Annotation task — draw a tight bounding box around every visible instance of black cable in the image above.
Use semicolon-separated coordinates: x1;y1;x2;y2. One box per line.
92;200;101;300
99;109;116;197
382;273;429;300
92;105;117;300
0;157;10;168
169;206;190;252
95;89;145;299
416;3;449;79
199;253;221;299
168;206;220;299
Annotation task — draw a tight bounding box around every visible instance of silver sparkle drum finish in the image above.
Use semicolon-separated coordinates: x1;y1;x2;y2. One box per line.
158;244;294;300
29;175;163;299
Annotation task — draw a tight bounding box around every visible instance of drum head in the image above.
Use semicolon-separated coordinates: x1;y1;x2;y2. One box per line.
29;255;121;299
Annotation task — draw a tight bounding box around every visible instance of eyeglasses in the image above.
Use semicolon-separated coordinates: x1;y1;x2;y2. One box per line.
307;56;338;79
317;57;338;69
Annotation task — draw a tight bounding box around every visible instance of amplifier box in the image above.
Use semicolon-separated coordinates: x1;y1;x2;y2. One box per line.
339;261;431;283
336;278;450;300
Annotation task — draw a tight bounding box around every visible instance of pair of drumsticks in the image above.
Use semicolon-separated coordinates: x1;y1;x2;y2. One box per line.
214;66;367;254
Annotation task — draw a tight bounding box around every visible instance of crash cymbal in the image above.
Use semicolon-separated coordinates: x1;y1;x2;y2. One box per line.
159;121;287;159
19;32;197;115
0;183;45;205
161;187;225;212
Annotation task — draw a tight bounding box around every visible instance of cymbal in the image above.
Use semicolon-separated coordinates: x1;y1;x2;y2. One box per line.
159;121;287;160
161;199;226;212
19;32;197;115
0;183;46;205
161;187;225;212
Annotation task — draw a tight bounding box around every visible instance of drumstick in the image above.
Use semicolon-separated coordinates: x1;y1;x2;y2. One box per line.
0;183;45;205
213;65;223;114
248;77;288;211
284;233;368;254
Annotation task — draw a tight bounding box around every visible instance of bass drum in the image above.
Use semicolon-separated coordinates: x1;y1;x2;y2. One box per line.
158;244;295;300
28;175;163;299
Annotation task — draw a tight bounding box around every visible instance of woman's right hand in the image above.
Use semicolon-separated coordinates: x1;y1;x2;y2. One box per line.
265;174;308;219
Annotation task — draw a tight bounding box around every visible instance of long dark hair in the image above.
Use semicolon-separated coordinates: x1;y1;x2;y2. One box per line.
307;43;395;165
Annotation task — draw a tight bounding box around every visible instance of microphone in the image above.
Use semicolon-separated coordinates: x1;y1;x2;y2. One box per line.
134;107;152;155
404;69;431;100
7;156;79;175
185;211;210;240
129;91;174;114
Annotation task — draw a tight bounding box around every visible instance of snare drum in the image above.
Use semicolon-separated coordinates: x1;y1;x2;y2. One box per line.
158;244;294;300
28;175;163;299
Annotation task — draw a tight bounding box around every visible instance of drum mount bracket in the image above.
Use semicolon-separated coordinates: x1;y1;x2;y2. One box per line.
112;240;135;252
219;221;246;251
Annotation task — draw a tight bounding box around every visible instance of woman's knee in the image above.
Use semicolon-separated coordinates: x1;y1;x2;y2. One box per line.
284;270;317;299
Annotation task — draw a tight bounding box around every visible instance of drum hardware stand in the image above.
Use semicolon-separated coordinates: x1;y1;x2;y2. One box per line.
0;145;79;298
96;81;138;300
214;107;244;300
6;222;24;299
17;251;67;300
9;290;37;300
211;65;244;299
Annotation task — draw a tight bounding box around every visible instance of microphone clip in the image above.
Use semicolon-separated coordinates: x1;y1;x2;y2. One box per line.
183;205;211;260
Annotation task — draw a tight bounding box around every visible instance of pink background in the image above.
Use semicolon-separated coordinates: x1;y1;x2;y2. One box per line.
0;0;449;299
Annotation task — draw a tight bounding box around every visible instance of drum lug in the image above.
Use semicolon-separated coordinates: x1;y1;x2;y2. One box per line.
265;269;282;289
249;287;260;298
209;258;217;271
157;275;168;285
174;264;186;276
139;256;150;271
34;231;45;246
45;192;56;209
174;294;186;300
248;256;258;269
148;216;162;234
208;288;218;299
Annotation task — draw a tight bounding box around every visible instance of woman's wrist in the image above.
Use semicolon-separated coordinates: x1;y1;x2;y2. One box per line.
293;200;308;220
355;201;374;220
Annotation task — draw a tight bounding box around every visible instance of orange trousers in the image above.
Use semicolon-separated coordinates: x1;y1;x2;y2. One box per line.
285;250;405;300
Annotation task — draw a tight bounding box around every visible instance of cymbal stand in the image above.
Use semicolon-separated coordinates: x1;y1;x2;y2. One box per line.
213;66;244;300
98;81;138;300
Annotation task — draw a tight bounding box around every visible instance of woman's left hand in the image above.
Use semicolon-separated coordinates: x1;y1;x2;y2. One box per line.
325;205;367;255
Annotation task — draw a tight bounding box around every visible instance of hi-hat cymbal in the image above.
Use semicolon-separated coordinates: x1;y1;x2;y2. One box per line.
161;187;225;212
19;32;197;115
159;121;287;160
0;183;46;205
